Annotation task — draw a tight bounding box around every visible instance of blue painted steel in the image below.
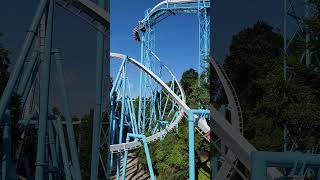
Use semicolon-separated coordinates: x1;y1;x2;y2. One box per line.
17;50;39;96
110;59;126;97
211;156;218;179
53;116;73;180
121;133;155;180
0;0;49;123
188;110;196;180
138;36;145;133
187;109;210;180
35;1;54;179
283;0;317;78
21;61;39;106
118;57;128;144
251;151;320;180
54;50;81;179
90;0;106;178
127;81;138;133
48;117;58;178
116;58;128;180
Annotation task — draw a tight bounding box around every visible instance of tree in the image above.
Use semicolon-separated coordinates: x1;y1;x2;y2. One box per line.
224;21;283;109
180;68;198;98
222;21;320;151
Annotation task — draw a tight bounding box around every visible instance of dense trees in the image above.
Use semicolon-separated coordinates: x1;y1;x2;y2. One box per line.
221;21;320;151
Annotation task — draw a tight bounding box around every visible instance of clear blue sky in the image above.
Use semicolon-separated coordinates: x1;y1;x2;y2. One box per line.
1;0;284;116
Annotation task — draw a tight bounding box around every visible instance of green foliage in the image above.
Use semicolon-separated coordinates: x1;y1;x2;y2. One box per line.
77;110;94;179
180;68;198;97
222;21;320;151
224;21;283;109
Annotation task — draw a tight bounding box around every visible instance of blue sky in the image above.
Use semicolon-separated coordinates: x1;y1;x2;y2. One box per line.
1;0;284;116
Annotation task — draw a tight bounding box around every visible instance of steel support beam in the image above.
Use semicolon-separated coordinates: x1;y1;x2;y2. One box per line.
90;0;106;178
251;151;320;180
35;0;54;179
0;0;49;123
121;133;155;180
54;50;81;179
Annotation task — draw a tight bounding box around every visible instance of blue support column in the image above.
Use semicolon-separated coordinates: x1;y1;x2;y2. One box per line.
116;59;127;180
138;36;145;133
21;62;39;107
118;58;127;144
17;51;39;97
188;109;209;180
53;117;73;180
54;50;81;179
48;118;58;178
211;156;218;179
35;0;54;179
251;151;320;180
90;0;106;178
121;133;155;180
121;136;130;180
188;110;196;180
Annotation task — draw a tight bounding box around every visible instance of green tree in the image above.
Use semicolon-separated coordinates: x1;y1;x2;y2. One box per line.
222;21;320;151
180;68;198;98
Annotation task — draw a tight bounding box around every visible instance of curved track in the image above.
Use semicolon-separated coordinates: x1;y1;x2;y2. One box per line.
109;53;283;179
211;56;244;179
110;52;188;153
133;0;210;41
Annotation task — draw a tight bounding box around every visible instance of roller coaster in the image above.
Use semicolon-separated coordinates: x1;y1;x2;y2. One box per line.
1;0;320;180
108;0;282;180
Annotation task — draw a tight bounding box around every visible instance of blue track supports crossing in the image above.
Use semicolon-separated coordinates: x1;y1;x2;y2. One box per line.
90;0;106;178
211;156;218;178
0;0;49;123
188;109;210;180
53;49;81;179
53;117;73;180
121;133;155;180
251;151;320;180
35;0;54;179
17;50;39;98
